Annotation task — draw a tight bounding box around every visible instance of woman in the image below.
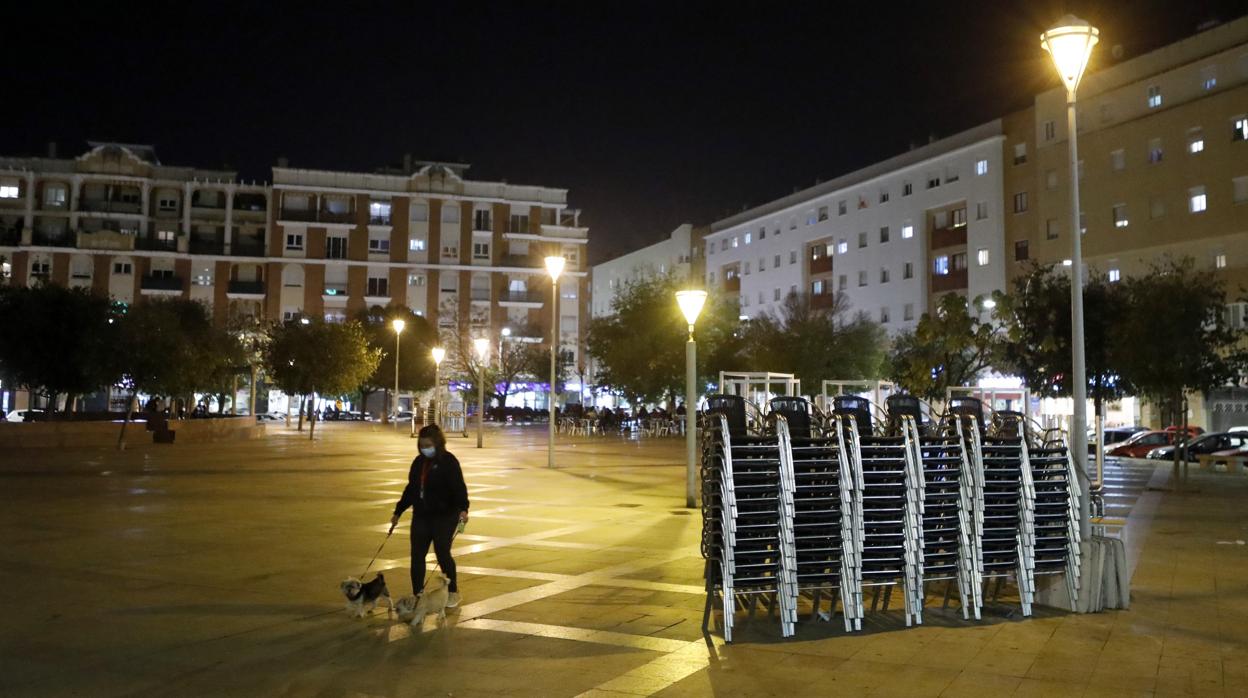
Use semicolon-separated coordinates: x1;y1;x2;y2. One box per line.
391;425;469;607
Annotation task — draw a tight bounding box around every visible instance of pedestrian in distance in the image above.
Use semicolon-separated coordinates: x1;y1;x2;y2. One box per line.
391;424;469;608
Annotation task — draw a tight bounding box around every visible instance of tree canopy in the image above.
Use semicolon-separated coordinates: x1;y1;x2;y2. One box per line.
264;318;380;436
355;304;437;415
886;293;995;401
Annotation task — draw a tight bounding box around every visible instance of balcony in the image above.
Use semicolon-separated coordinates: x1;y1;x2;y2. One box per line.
31;230;74;247
809;255;834;274
322;285;349;300
189;238;225;255
810;292;838;309
369;215;392;226
227;280;266;298
469;289;491;302
499;254;532;267
76;230;136;251
231;241;266;257
0;227;20;246
320;210;355;224
278;208;317;222
723;276;741;292
497;291;544;307
931;268;969;293
136;235;178;252
78;199;142;215
140;274;184;293
929;225;967;249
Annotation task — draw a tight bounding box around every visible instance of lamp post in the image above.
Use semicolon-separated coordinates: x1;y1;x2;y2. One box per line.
544;255;566;468
676;289;708;508
1042;15;1098;545
474;337;489;448
499;326;511;371
391;318;406;427
431;346;446;432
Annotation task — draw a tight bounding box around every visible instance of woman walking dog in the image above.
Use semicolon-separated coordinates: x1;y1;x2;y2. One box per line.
391;425;469;608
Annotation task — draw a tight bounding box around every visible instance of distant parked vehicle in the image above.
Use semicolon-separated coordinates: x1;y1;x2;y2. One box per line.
1108;430;1176;459
1088;426;1148;454
388;411;415;422
1164;425;1205;438
1228;426;1248;434
1147;432;1248;461
4;409;44;423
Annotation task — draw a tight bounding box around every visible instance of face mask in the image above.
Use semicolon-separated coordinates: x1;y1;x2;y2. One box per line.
420;447;436;458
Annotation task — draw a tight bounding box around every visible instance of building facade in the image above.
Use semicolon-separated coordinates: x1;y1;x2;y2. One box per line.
0;144;591;408
590;223;694;318
704;123;1008;329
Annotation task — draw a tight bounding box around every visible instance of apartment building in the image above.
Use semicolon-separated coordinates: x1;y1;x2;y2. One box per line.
0;143;591;395
705;123;1008;329
590;223;695;318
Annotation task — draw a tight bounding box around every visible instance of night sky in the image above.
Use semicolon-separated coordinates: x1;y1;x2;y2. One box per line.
4;1;1244;263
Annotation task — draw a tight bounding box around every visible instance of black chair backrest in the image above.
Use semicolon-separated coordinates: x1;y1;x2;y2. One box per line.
947;397;986;435
885;394;922;436
832;395;872;434
992;410;1027;440
705;394;748;437
770;396;811;438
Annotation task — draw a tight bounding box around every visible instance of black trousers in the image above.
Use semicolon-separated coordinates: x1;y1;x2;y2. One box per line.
410;513;458;594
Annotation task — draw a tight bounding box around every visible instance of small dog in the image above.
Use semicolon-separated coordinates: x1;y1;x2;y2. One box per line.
397;572;450;626
340;573;393;618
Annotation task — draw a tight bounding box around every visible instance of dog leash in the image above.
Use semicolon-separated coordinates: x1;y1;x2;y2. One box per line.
359;526;394;580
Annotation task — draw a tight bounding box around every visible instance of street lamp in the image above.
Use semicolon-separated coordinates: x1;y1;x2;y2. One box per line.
391;318;406;427
544;255;566;468
676;289;708;508
431;346;446;432
499;326;511;371
474;337;489;448
1042;15;1098;545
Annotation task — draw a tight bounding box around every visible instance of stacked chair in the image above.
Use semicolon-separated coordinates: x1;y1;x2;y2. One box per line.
700;392;1083;642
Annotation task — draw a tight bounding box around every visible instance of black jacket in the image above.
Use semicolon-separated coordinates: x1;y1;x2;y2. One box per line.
393;451;469;518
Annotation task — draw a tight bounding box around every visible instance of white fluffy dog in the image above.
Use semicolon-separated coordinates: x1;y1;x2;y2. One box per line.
396;572;450;626
339;573;393;618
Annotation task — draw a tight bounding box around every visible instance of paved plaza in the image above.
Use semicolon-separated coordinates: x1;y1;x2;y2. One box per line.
1;423;1246;697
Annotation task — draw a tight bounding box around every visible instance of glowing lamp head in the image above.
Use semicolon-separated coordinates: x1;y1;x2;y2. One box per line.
391;318;406;334
544;255;566;281
501;326;512;337
982;298;997;310
431;346;446;365
675;289;709;327
1041;15;1099;93
473;337;490;361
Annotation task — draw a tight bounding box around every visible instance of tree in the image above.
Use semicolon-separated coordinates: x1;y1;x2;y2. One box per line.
740;292;886;392
886;293;996;401
263;318;380;439
354;305;437;420
1113;257;1245;428
0;284;121;414
993;264;1130;423
587;274;742;405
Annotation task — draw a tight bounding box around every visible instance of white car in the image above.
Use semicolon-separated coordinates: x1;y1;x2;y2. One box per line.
5;409;43;423
1229;426;1248;434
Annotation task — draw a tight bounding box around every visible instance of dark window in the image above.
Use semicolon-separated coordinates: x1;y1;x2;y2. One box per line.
1015;240;1030;261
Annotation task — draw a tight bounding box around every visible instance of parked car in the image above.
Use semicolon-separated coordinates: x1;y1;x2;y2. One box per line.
4;409;44;423
1147;432;1248;461
1164;425;1204;438
1228;426;1248;434
388;411;415;422
1107;430;1177;459
1088;426;1148;454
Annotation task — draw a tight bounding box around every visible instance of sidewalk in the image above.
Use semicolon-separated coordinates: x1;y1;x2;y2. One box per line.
0;425;1244;696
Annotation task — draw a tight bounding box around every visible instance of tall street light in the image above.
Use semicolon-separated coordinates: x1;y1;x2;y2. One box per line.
391;318;406;427
474;337;489;448
544;255;566;468
1042;15;1098;545
431;346;446;431
498;326;511;371
676;289;708;508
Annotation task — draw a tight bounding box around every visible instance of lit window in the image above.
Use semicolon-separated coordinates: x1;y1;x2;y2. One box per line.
409;238;425;251
370;201;392;224
812;280;825;295
1113;204;1129;228
901;225;914;239
1148;138;1163;164
1215;253;1227;269
1188;128;1204;153
1147;85;1162;109
0;185;18;199
1108;269;1121;282
744;232;752;245
977;248;990;266
1234;118;1248;142
1201;66;1217;91
1189;187;1207;213
933;256;950;276
975;159;988;176
836;240;848;254
731;237;739;248
408;274;425;286
952;208;967;228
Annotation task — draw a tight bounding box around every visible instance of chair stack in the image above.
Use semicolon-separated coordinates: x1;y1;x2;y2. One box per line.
700;395;795;641
1024;435;1082;610
835;396;923;628
773;398;857;632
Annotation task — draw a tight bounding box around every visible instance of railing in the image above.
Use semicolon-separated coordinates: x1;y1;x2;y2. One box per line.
0;227;20;245
369;215;392;226
930;225;967;249
231;241;266;257
323;285;349;297
189;238;225;255
499;254;531;267
32;230;74;247
320;211;355;224
136;235;178;252
931;268;969;292
141;274;183;291
78;199;142;214
469;289;491;301
228;280;265;295
723;276;741;292
810;292;838;309
809;255;834;274
498;291;543;304
278;208;317;222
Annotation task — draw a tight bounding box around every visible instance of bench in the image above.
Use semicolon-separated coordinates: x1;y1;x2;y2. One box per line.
1196;453;1248;474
